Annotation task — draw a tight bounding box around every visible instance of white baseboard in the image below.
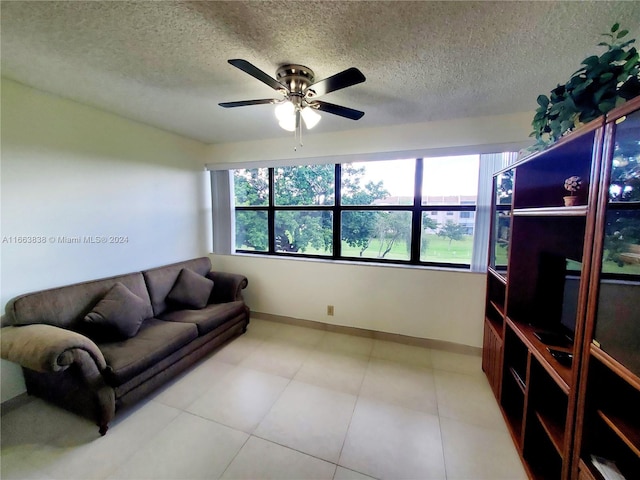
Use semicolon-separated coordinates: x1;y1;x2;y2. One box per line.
251;312;482;356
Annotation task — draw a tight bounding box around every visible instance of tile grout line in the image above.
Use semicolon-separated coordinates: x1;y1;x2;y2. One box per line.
433;373;450;480
431;356;449;480
217;432;253;480
250;431;339;466
103;404;185;479
331;349;381;480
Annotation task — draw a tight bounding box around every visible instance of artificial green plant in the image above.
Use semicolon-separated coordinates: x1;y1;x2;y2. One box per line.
531;23;640;149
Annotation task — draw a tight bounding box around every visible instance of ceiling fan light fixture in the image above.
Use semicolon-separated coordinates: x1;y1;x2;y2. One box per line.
278;117;296;132
278;119;296;132
275;101;294;122
301;106;321;129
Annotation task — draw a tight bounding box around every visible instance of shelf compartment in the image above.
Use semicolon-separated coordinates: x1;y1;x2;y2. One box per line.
501;381;525;448
486;270;506;307
536;410;566;457
506;318;572;393
489;299;505;317
506;215;586;333
527;357;569;463
581;412;640;480
503;325;529;387
500;326;529;449
489;168;513;275
490;210;512;275
597;410;640;457
485;313;502;340
579;353;640;479
523;412;564;480
512;122;600;210
485;298;505;339
590;344;640;392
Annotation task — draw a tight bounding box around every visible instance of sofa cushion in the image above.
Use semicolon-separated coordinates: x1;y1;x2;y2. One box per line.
5;272;153;331
83;283;149;341
158;301;246;336
99;318;198;386
167;268;214;310
142;257;212;316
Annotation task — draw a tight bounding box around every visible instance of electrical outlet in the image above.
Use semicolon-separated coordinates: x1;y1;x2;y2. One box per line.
327;305;334;316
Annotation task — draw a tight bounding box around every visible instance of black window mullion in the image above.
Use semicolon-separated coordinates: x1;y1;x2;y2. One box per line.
410;158;424;263
420;205;476;212
271;205;334;211
268;167;275;254
333;164;341;259
339;205;415;211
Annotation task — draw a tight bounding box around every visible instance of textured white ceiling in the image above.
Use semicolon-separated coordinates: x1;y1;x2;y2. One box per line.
2;1;639;144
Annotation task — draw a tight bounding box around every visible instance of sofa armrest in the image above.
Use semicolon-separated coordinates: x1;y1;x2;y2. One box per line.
206;271;248;303
1;324;106;373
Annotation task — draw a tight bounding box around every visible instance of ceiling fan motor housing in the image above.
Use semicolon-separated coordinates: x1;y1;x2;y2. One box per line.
276;64;316;105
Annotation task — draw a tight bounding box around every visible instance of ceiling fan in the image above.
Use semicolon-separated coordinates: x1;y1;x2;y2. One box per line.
219;59;366;134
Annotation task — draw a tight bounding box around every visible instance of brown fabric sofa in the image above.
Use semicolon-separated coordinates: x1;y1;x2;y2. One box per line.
0;257;249;435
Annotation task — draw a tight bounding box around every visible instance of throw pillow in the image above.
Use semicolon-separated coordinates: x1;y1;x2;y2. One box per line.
84;283;148;340
167;268;214;310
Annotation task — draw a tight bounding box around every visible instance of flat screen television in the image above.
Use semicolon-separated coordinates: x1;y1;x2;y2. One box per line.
533;253;580;345
559;275;580;341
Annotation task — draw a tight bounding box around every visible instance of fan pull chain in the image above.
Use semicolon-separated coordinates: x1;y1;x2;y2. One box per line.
293;113;303;151
299;118;304;148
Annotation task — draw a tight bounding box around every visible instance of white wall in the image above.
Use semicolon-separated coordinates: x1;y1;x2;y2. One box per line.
212;254;487;348
0;79;211;401
205;111;533;166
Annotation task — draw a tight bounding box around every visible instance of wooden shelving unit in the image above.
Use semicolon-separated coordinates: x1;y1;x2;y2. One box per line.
482;96;640;479
571;97;640;480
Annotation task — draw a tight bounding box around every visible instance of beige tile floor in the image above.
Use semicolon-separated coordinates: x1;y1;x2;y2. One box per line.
1;318;527;480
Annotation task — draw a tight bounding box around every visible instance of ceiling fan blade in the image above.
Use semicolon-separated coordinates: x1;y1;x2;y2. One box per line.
219;99;277;108
305;67;365;98
312;101;365;120
228;59;287;92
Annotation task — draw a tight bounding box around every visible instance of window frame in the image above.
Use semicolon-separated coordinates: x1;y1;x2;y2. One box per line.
234;158;478;269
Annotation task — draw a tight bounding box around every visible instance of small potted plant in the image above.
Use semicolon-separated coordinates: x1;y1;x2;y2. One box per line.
564;176;582;206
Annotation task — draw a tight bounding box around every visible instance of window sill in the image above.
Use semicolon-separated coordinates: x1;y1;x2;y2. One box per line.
216;251;485;275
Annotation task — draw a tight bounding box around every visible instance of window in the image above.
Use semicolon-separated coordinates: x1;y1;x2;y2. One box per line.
232;155;492;268
342;210;412;261
233;168;269;252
